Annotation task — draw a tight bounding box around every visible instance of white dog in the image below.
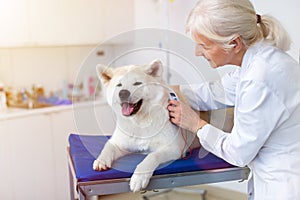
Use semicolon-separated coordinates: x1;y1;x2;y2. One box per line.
93;59;199;192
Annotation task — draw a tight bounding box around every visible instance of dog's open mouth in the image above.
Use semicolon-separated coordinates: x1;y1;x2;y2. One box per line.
121;99;143;116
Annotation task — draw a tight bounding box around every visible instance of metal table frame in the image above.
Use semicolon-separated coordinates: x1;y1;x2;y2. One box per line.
68;148;250;200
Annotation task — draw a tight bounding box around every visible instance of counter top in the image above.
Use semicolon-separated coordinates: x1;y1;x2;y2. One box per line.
0;99;108;121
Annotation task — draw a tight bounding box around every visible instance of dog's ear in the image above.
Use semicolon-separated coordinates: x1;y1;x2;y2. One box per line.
96;64;114;86
145;59;163;77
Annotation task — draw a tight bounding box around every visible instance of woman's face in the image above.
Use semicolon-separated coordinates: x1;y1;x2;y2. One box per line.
193;32;236;68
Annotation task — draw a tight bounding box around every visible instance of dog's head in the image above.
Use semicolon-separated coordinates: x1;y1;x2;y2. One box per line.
96;59;167;118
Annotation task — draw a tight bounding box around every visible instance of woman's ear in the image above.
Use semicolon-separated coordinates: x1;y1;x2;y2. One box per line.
230;36;244;53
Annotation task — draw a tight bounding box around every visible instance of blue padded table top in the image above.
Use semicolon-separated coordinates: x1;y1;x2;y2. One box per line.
69;134;235;182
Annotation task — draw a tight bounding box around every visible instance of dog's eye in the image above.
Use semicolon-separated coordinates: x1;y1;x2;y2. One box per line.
133;82;142;86
116;83;122;87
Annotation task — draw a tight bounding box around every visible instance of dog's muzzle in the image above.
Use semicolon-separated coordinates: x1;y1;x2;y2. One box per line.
119;89;143;116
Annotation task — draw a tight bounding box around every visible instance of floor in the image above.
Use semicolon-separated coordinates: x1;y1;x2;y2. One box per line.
92;185;247;200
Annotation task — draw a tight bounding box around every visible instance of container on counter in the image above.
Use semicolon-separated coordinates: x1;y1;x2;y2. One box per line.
0;83;7;111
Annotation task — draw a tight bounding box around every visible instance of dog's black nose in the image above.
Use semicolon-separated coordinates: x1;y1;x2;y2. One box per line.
119;89;131;101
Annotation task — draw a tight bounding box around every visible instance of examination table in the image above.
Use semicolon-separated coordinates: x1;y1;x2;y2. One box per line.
68;134;250;200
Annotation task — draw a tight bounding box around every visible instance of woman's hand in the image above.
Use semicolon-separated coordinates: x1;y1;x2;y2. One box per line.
167;100;208;134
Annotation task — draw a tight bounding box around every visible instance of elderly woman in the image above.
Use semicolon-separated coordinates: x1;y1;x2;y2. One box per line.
167;0;300;199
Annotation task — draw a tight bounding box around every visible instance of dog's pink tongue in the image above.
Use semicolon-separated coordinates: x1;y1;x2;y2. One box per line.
122;103;133;116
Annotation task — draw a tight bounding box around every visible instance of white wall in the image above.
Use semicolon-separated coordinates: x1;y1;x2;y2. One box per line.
0;45;115;92
251;0;300;61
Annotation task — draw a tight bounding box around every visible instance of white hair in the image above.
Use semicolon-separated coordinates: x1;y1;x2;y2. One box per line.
186;0;291;51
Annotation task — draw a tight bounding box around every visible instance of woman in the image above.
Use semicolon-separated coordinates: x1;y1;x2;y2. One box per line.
167;0;300;199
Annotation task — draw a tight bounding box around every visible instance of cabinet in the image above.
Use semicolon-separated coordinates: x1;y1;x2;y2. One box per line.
28;0;70;45
73;101;115;135
101;0;134;42
8;114;56;200
51;103;115;199
51;109;77;200
0;0;134;47
0;101;115;199
0;120;13;199
0;0;30;46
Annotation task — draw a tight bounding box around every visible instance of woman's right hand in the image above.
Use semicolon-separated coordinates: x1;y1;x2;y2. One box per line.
167;99;207;134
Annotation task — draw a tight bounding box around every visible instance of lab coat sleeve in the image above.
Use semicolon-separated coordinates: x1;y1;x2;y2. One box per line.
198;80;290;166
180;69;239;111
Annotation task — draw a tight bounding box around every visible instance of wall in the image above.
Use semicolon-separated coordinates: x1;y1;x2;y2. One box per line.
251;0;300;61
0;45;115;93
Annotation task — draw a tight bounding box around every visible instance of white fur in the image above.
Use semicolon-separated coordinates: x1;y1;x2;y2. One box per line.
93;59;196;192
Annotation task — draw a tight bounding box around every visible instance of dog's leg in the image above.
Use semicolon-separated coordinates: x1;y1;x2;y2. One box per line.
129;149;180;192
93;140;129;171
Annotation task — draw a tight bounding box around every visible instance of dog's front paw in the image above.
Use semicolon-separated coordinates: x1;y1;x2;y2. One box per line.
93;158;111;171
129;172;152;192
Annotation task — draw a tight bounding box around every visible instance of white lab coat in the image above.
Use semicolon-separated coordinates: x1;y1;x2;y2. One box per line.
181;41;300;200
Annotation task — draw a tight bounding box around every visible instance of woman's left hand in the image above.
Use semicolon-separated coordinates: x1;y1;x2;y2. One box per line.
167;100;207;134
